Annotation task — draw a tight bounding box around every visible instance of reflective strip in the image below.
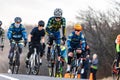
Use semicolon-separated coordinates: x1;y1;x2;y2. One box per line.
61;46;66;51
92;65;98;69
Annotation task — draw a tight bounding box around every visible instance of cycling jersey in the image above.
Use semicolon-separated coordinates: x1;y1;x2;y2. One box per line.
7;23;27;41
46;17;66;35
67;31;86;51
30;27;45;44
116;44;120;53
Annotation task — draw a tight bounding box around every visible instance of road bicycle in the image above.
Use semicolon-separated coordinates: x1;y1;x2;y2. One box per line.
64;49;86;79
9;41;20;74
112;58;120;80
26;48;40;75
48;38;65;77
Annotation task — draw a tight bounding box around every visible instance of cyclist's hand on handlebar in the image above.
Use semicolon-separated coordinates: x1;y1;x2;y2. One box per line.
28;42;32;48
9;39;13;43
62;36;66;41
24;39;27;47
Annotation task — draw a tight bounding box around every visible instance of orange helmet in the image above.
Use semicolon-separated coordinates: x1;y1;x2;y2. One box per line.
74;24;82;31
116;34;120;44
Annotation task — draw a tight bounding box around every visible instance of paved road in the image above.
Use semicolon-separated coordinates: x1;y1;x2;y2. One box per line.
0;73;89;80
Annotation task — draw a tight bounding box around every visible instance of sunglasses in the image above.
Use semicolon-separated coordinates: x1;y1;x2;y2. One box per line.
75;30;80;32
39;25;44;27
55;17;61;19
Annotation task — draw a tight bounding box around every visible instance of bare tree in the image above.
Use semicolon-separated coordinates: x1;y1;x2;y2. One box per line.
75;5;120;78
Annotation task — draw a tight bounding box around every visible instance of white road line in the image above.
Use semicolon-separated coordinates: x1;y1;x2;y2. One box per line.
0;74;19;80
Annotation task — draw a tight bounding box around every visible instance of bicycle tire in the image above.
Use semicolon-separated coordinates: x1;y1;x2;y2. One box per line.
112;60;118;80
32;54;40;75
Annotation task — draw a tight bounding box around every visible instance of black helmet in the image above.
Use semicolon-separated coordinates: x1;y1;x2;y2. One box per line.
14;17;22;23
38;20;45;27
0;21;2;26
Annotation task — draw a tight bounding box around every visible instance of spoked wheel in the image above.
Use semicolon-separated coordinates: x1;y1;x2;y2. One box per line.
32;55;40;75
112;60;119;80
48;62;54;77
26;64;31;75
11;61;15;74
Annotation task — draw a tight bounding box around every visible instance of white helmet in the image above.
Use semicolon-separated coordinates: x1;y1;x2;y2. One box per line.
54;8;63;17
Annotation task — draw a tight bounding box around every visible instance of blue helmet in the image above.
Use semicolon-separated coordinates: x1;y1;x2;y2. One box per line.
14;17;22;23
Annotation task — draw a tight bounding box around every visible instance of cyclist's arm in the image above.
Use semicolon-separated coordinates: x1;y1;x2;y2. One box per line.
80;32;86;51
61;17;66;36
21;25;27;40
7;25;13;40
46;17;53;34
67;33;73;49
116;44;120;53
28;34;32;42
41;29;45;43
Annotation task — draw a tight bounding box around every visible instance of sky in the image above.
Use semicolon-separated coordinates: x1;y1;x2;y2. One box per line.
0;0;117;28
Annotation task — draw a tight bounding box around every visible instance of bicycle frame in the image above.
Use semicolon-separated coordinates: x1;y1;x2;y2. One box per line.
11;42;20;74
27;48;40;75
112;59;120;80
70;50;86;79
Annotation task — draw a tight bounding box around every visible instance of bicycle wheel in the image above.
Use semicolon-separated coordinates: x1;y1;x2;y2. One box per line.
11;61;15;74
49;62;54;77
117;71;120;80
32;54;40;75
26;61;31;75
112;60;118;80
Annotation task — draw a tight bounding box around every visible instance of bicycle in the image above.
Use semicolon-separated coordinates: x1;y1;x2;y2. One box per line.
9;41;21;74
112;58;120;80
65;49;86;79
48;38;64;77
26;47;40;75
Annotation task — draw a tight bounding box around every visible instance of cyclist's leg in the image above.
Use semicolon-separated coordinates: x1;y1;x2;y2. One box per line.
26;44;34;65
8;42;15;65
55;31;61;60
36;44;42;65
47;35;53;61
66;48;74;73
17;42;24;66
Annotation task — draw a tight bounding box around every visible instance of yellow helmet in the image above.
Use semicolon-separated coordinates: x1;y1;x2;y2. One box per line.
74;24;82;31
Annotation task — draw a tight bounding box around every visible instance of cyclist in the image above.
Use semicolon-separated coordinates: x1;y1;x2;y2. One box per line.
46;8;66;66
0;20;5;50
66;23;86;73
25;20;45;66
115;34;120;69
7;17;27;73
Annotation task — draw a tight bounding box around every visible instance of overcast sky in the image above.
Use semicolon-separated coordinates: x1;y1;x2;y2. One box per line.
0;0;117;27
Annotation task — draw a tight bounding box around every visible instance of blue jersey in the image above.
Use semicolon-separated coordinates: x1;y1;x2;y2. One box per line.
7;23;27;41
67;31;86;51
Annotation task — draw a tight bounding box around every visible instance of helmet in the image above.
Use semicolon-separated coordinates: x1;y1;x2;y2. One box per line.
74;24;82;31
116;34;120;44
38;20;45;27
0;21;2;26
54;8;63;17
117;34;120;39
14;17;22;23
